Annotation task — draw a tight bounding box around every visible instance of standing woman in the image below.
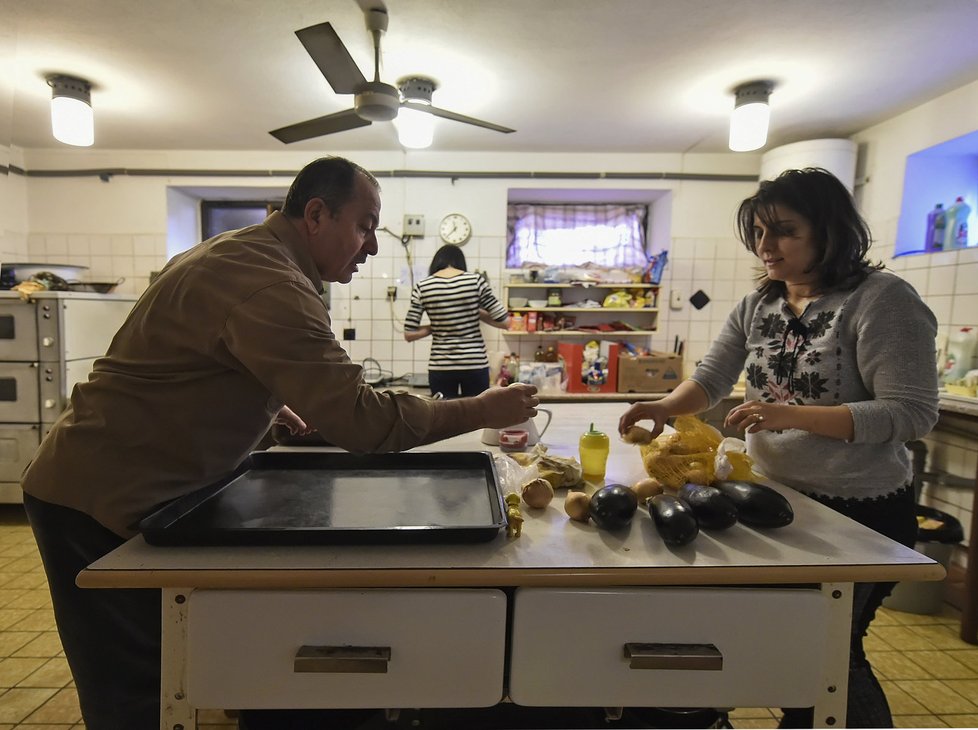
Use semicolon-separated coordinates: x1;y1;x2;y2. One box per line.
619;168;938;728
404;244;509;398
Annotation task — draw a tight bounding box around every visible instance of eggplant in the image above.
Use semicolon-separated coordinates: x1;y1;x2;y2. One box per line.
713;480;794;528
648;494;699;546
677;483;738;530
589;484;638;530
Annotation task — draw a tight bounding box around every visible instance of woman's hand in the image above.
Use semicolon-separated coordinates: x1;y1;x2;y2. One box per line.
274;405;315;436
618;402;671;440
725;400;789;434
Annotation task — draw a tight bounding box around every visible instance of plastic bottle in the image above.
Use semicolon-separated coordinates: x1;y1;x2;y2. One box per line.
579;422;610;482
944;197;971;250
925;203;945;252
943;327;977;383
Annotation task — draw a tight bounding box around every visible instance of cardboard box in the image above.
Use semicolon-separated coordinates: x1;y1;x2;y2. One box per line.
617;352;683;393
558;341;619;394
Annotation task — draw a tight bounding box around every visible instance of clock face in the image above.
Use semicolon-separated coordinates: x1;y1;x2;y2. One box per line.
439;213;472;245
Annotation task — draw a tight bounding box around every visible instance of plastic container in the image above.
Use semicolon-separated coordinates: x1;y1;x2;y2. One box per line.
925;203;946;252
943;327;977;383
944;196;971;250
883;505;964;615
579;423;610;482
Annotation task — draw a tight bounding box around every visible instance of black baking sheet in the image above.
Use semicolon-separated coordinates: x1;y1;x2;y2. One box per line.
139;450;505;546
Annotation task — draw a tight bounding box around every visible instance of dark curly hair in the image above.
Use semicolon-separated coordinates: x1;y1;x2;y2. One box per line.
282;157;379;219
428;244;468;275
736;167;882;297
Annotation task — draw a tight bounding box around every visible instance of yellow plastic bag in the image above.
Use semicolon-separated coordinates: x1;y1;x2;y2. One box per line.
638;416;722;490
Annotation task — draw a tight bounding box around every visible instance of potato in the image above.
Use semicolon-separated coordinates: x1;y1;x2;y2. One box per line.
622;425;654;445
564;491;591;522
631;477;665;502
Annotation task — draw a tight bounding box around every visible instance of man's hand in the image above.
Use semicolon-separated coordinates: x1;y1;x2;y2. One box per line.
476;383;540;428
274;405;315;436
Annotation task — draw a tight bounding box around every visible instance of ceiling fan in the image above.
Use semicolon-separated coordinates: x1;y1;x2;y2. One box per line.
269;8;515;144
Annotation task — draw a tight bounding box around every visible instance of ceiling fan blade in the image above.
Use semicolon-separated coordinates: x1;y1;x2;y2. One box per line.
295;22;367;94
402;101;515;134
269;109;372;144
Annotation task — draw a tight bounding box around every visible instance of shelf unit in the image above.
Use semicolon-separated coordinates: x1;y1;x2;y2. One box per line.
502;282;658;337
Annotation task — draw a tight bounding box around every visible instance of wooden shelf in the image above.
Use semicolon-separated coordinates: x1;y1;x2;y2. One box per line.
509;307;658;313
503;330;657;337
506;281;658;289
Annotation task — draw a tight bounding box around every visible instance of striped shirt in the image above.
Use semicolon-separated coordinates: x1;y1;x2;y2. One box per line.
404;272;508;370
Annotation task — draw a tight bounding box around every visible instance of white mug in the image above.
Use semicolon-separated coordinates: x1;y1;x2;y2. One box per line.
481;408;552;446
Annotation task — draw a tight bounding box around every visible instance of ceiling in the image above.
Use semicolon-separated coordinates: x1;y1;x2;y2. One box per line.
5;0;978;156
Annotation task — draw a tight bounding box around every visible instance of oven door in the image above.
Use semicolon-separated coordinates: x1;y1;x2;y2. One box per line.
0;362;40;422
0;300;39;361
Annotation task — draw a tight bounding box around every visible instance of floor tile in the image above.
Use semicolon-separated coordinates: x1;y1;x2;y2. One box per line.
18;658;73;689
0;687;58;723
10;633;63;659
894;715;948;727
0;658;46;689
943;678;978;705
947;649;978;674
874;625;942;651
893;679;978;714
23;686;82;724
728;707;776;719
881;680;930;715
871;650;934;680
938;714;978;727
0;632;40;659
906;650;978;679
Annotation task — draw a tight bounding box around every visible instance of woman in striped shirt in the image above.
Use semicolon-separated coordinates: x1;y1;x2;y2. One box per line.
404;244;509;398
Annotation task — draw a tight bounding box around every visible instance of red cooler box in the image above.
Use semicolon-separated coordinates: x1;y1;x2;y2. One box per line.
558;341;619;394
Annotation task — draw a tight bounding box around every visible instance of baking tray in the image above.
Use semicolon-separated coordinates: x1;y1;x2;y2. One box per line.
139;450;506;546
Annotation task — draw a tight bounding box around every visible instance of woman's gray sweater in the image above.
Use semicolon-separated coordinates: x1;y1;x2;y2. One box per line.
691;270;939;500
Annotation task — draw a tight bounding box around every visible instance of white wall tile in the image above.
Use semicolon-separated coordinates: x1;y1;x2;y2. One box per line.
955;262;978;295
951;294;978;325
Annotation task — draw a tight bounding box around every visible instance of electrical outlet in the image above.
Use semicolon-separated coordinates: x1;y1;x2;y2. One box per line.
403;214;425;237
386;286;397;302
670;289;684;310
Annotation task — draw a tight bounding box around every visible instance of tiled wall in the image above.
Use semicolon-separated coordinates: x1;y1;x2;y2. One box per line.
25;232;167;296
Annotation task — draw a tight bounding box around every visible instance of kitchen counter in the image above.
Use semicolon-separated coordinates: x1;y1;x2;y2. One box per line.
79;403;941;729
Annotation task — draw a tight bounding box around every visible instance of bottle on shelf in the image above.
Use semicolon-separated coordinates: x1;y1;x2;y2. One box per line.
944;327;977;384
944;197;971;250
925;203;945;252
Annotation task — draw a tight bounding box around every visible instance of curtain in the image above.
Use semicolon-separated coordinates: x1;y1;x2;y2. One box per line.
506;204;648;268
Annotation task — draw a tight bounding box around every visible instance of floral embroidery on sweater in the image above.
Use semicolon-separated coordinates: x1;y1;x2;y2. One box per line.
746;306;837;405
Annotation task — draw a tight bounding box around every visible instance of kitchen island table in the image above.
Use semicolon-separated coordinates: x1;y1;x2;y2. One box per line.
78;403;943;729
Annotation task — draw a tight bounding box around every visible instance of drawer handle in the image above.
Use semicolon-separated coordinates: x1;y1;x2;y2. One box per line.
623;642;723;671
294;645;391;674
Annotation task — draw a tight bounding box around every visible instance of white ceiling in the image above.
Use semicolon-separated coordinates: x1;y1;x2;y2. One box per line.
5;0;978;155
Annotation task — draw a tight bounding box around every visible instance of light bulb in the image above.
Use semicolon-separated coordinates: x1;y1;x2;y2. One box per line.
48;75;94;147
728;81;772;152
394;107;433;149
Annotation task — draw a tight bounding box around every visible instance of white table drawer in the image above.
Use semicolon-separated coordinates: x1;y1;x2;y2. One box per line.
510;587;829;708
187;589;506;708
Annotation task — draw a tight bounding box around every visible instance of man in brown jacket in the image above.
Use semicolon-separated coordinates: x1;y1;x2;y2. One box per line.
21;156;538;729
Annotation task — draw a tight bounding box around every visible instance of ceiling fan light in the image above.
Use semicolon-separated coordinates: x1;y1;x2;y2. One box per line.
48;75;94;147
729;81;772;152
394;107;433;149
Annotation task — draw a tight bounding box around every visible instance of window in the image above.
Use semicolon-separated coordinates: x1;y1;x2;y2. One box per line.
506;203;648;268
201;201;281;240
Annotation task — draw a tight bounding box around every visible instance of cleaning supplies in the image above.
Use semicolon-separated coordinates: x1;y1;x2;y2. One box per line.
944;197;971;250
943;327;977;383
925;203;945;252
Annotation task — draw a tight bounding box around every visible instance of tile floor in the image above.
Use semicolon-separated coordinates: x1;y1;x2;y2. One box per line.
2;502;978;729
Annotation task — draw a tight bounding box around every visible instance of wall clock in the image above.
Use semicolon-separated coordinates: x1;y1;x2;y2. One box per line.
439;213;472;245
